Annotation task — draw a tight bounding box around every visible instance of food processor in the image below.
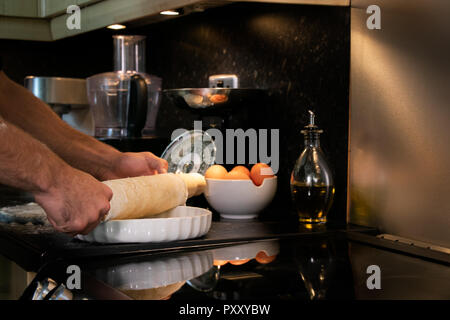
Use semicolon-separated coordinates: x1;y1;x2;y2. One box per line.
87;35;162;139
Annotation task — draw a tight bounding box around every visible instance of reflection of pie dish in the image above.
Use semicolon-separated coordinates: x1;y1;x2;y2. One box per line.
212;240;279;266
121;282;186;300
96;251;213;300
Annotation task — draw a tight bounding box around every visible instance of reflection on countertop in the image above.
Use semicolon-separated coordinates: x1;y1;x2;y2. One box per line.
81;234;450;300
94;251;213;300
83;236;356;300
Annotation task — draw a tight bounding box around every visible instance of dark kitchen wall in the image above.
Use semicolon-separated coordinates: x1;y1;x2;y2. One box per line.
137;3;350;225
0;3;350;225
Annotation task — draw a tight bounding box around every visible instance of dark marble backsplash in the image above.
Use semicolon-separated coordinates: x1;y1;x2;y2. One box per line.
0;3;350;225
138;3;350;225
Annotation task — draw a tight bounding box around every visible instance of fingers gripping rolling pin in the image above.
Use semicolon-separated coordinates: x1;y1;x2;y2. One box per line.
102;173;206;221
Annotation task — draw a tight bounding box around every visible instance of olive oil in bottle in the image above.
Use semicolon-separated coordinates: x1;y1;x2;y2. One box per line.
290;111;334;224
291;183;335;223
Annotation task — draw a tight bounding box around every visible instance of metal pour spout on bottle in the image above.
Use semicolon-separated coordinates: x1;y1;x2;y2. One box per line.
290;110;335;225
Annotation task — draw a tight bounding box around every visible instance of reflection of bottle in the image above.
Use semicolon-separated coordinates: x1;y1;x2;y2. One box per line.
290;111;334;224
294;239;336;300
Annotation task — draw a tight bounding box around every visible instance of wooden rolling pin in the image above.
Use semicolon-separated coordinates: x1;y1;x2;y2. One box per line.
102;173;206;221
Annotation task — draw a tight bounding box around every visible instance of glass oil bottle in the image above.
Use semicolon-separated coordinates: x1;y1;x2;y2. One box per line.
290;111;335;224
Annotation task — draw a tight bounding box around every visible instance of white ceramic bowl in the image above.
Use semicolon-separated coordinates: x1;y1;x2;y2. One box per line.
204;177;277;219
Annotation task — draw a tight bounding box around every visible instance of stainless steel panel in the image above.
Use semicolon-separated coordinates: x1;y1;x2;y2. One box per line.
349;0;450;247
24;76;88;107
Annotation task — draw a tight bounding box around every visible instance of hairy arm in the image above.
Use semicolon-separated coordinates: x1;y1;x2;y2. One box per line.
0;117;112;235
0;115;61;193
0;71;167;180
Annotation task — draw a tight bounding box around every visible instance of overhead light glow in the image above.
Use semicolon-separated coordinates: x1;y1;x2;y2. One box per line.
107;24;126;30
160;10;179;16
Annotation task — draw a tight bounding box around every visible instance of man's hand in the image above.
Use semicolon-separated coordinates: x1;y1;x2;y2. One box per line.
0;118;112;236
34;167;113;236
99;152;169;181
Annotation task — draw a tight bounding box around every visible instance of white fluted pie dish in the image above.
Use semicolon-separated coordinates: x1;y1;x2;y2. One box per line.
76;206;212;243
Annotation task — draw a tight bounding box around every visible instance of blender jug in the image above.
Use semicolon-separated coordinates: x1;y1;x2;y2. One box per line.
113;35;162;136
87;72;148;138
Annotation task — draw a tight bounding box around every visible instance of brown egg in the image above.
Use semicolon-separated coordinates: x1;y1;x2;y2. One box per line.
250;163;275;186
229;259;251;265
205;165;228;179
255;251;277;264
230;165;250;177
226;171;251;180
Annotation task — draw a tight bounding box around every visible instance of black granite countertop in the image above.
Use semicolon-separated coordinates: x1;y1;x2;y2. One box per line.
19;231;450;301
0;186;374;272
0;212;374;272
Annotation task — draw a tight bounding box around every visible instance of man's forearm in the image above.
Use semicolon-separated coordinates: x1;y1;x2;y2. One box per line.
0;117;70;194
0;71;120;179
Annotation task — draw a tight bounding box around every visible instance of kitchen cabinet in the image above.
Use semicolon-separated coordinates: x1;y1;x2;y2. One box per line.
0;0;349;41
